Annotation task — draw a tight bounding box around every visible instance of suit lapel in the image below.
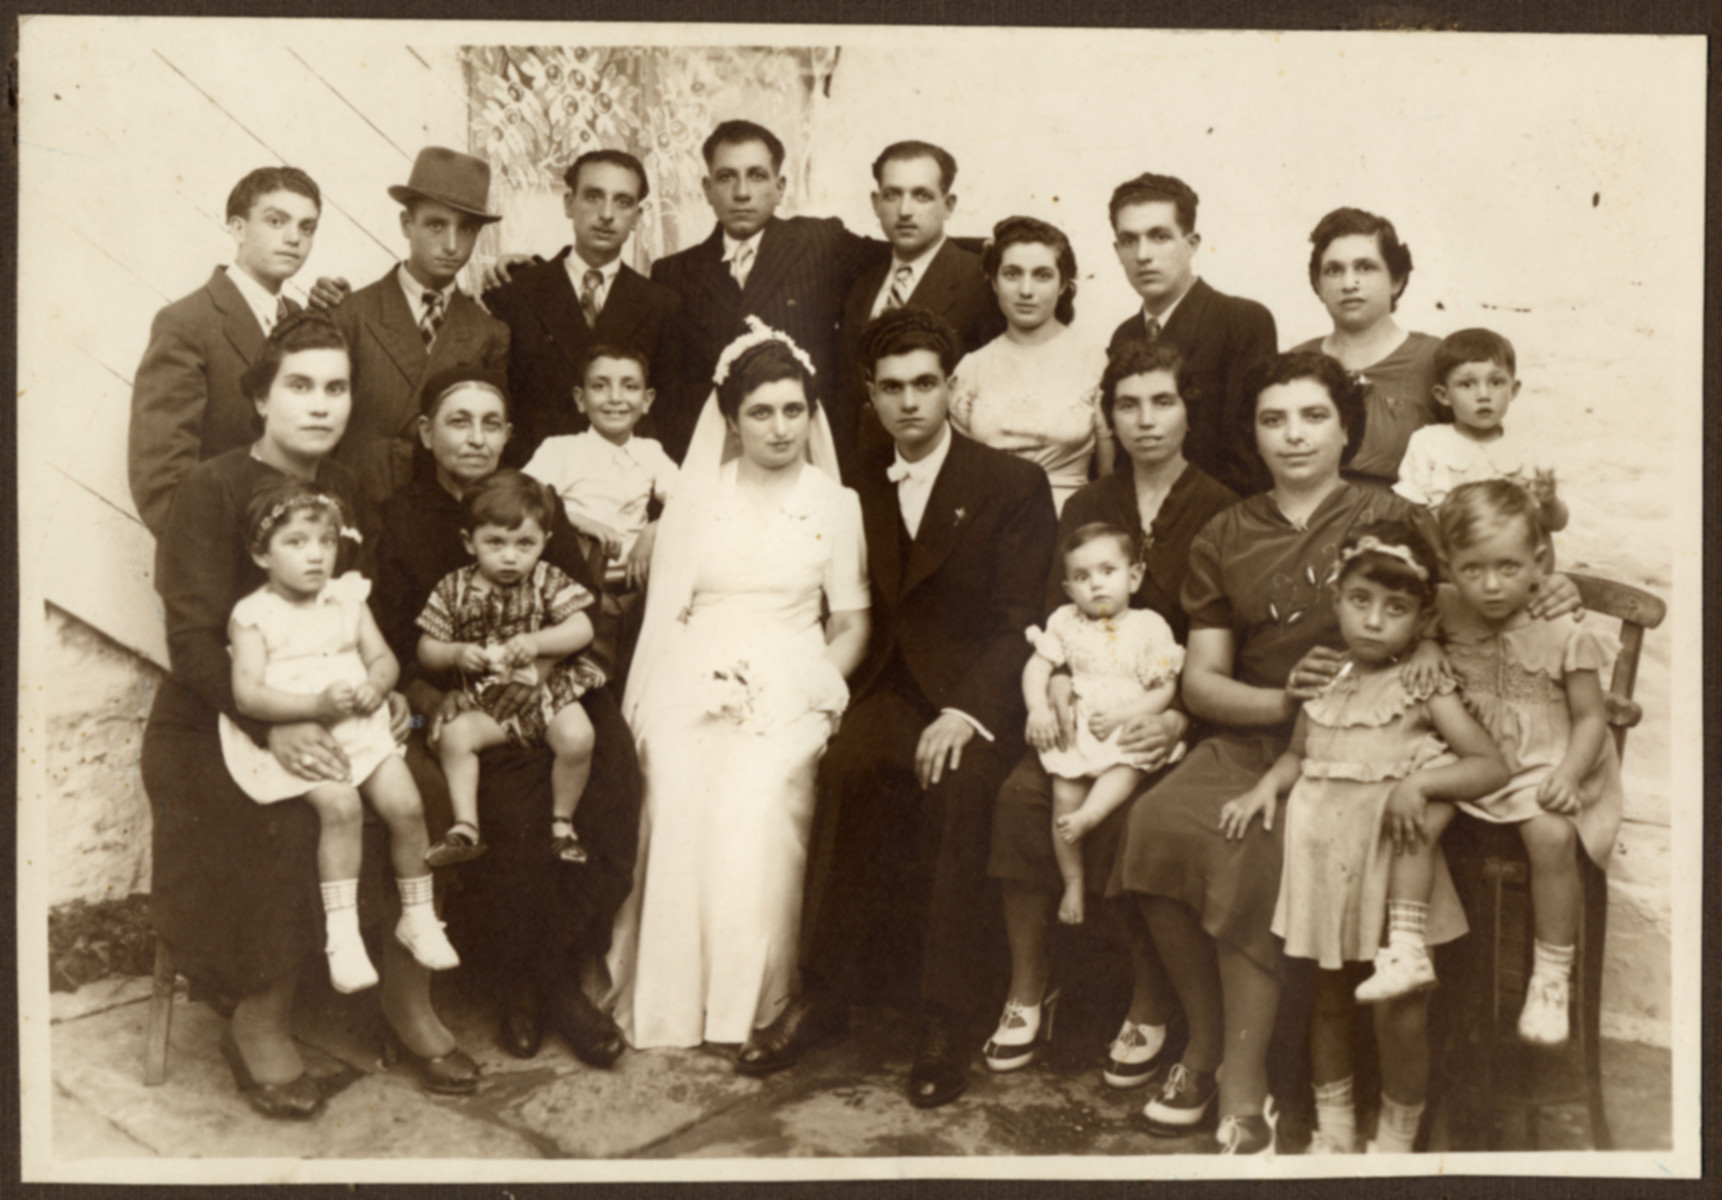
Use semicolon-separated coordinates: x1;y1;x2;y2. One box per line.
1162;277;1213;346
688;225;743;316
523;249;590;371
594;264;649;345
740;217;796;305
902;429;976;598
858;453;904;603
209;268;265;364
368;269;429;388
908;241;963;313
427;293;486;375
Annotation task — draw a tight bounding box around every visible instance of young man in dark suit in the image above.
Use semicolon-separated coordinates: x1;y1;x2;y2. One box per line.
127;166;322;536
835;140;1005;476
482;149;682;467
1106;172;1277;494
648;119;885;462
737;307;1057;1111
331;147;511;510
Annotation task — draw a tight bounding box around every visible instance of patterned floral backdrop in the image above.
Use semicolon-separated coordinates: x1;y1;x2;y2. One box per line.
462;46;840;271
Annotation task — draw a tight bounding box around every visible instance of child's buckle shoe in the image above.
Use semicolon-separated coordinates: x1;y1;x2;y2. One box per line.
1103;1019;1168;1089
1517;974;1571;1045
1304;1129;1354;1155
395;907;461;972
325;926;379;994
1214;1095;1278;1156
424;821;487;869
1354;943;1437;1005
982;988;1059;1073
552;831;589;865
1143;1062;1219;1134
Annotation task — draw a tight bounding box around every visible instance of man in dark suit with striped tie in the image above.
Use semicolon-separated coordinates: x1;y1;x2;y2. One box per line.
482;149;683;467
1105;172;1277;495
330;147;511;510
835;141;1005;477
128;166;322;536
648;119;887;462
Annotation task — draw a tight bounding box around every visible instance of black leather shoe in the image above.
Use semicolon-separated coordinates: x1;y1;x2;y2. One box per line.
546;985;625;1069
499;975;543;1059
737;989;849;1077
384;1033;482;1096
907;1014;969;1109
219;1029;326;1120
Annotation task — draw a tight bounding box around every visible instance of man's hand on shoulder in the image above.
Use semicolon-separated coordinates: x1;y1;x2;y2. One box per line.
308;276;351;312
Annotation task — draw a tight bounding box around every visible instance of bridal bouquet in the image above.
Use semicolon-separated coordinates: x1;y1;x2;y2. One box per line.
702;659;764;726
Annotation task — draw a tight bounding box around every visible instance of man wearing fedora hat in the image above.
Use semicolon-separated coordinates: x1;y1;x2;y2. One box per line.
332;146;512;511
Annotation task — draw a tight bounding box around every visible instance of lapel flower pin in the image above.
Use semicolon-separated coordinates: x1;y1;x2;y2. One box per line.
953;506;966;525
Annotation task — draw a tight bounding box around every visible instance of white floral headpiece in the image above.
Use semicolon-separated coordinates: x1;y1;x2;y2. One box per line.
711;315;816;388
1330;534;1428;583
253;492;362;549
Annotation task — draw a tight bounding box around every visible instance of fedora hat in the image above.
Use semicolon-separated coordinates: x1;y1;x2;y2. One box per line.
388;147;501;223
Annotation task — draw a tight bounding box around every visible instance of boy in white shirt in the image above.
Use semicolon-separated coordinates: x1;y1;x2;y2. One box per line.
523;346;677;680
1394;328;1568;531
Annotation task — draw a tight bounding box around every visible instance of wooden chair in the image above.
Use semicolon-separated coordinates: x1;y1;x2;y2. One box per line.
1432;570;1665;1150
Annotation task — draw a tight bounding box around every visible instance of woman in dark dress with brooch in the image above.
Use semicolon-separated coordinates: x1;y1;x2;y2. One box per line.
371;364;643;1068
983;340;1237;1084
141;313;477;1118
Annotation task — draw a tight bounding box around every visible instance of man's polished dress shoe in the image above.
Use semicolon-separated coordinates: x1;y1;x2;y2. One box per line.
499;975;543;1059
907;1013;969;1109
736;989;850;1077
546;984;625;1068
218;1029;325;1120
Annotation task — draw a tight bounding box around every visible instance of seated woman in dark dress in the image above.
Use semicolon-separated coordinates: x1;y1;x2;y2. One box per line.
371;365;643;1067
1112;351;1579;1154
983;342;1237;1084
142;314;477;1119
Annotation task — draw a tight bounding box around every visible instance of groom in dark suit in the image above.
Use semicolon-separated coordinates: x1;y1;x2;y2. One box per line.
1105;172;1277;495
835;140;1004;477
483;149;682;467
648;119;884;462
737;307;1057;1110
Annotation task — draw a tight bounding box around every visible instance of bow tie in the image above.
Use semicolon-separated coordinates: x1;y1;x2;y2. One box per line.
886;460;914;484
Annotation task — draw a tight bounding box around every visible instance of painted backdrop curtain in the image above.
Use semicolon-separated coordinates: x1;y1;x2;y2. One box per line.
462;46;840;269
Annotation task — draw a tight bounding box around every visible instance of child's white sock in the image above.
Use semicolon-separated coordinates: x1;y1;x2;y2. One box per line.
1312;1075;1356;1152
1374;1092;1424;1153
396;872;435;911
320;877;360;919
1531;938;1575;982
1386;900;1429;952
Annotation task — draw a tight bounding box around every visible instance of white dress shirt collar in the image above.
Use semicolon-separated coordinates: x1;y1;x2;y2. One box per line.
872;235;946;318
1143;275;1195;331
225;265;285;333
890;420;953;539
397;264;458;325
566;249;623;299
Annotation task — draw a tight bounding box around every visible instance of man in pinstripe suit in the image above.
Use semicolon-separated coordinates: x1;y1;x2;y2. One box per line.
647;119;888;462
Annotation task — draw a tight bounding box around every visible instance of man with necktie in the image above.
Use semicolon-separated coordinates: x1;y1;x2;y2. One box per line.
127;166;323;536
1104;172;1277;495
330;147;511;510
482;149;682;467
835;141;1004;477
647;119;888;463
737;307;1056;1112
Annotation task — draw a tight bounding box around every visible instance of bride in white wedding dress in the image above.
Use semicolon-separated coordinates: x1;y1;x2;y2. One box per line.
606;321;872;1050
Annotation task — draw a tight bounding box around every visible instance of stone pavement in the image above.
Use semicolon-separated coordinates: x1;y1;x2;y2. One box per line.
49;969;1673;1163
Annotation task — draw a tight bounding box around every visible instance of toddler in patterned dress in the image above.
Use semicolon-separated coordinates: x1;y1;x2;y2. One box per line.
417;470;607;867
1023;523;1185;925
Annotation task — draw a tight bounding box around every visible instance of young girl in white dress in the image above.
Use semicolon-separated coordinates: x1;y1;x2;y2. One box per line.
1223;519;1509;1154
1022;522;1184;927
1363;480;1623;1050
220;480;460;994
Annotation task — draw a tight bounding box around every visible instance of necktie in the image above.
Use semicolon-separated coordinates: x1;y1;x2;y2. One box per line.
580;269;604;329
886;459;912;484
1144;314;1162;342
274;296;290;330
886;264;914;310
729;243;755;289
420;291;445;347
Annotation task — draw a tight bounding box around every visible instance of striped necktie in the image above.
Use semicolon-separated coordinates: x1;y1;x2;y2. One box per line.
1143;314;1162;343
420;291;445;347
886;263;914;309
729;243;755;289
580;269;604;329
